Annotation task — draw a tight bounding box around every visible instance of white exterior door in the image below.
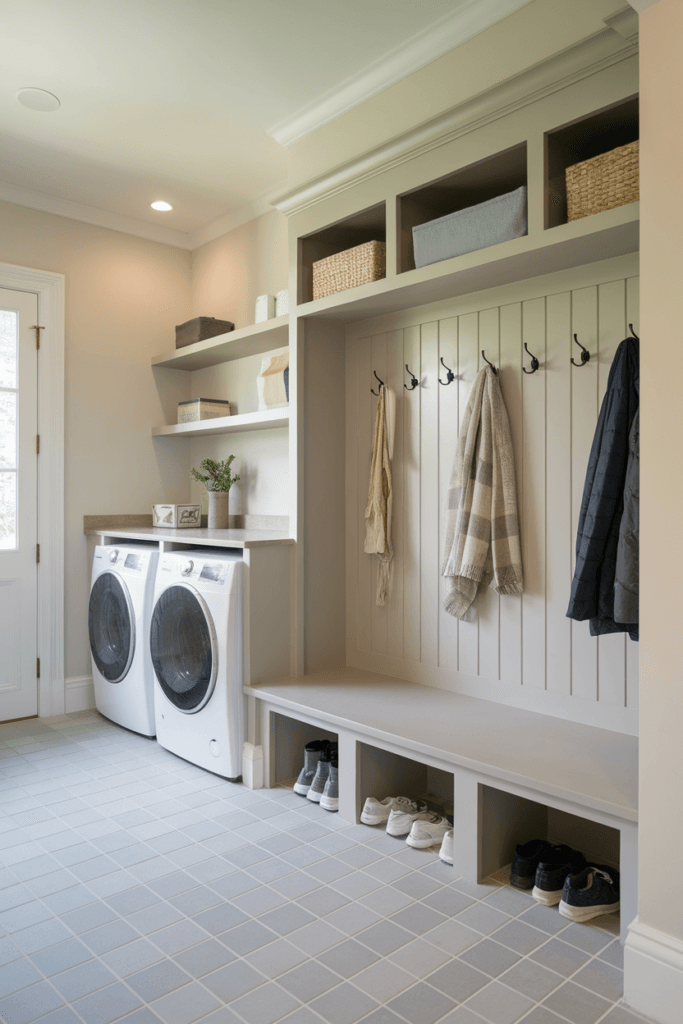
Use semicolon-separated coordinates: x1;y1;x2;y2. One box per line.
0;289;38;721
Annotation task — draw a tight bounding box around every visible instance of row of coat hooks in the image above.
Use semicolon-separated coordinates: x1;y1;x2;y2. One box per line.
371;324;639;391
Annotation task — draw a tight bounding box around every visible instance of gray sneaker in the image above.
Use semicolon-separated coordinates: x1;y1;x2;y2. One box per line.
320;758;339;812
307;743;337;803
293;740;329;796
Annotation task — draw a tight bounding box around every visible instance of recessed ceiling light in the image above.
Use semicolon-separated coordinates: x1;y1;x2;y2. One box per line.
16;88;61;112
151;201;173;211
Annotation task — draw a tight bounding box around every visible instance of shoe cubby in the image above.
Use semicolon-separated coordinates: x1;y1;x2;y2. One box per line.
357;741;454;827
397;142;528;274
297;202;386;305
268;711;337;789
544;95;639;228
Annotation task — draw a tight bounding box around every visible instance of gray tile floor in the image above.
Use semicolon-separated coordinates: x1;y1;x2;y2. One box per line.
0;712;653;1024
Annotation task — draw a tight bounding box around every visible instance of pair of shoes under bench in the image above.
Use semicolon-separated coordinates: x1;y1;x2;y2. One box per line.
510;839;585;905
293;740;339;811
361;795;451;849
559;864;620;922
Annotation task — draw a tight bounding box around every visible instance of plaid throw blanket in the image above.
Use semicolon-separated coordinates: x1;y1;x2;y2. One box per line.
364;386;393;606
442;365;523;619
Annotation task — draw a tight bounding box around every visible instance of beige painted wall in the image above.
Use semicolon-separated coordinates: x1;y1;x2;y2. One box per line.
636;0;681;943
286;0;624;188
0;200;193;680
191;209;288;330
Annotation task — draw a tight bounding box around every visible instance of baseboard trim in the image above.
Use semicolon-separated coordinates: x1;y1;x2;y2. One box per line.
64;676;96;713
624;918;683;1023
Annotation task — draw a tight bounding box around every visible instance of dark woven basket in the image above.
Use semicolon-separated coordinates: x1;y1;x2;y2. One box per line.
175;316;234;349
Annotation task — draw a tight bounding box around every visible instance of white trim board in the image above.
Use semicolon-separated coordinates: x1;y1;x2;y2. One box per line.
64;676;96;714
625;919;683;1023
267;0;533;147
0;262;65;719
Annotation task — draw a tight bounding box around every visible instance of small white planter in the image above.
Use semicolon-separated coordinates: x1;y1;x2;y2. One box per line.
207;491;230;529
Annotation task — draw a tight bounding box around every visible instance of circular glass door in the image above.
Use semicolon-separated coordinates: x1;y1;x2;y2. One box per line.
150;584;217;713
88;571;135;683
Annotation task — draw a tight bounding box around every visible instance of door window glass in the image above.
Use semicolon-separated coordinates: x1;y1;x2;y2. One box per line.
0;311;17;550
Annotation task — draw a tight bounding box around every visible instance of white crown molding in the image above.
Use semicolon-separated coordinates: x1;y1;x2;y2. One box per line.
187;184;288;251
625;918;683;1024
0;180;193;249
272;26;638;218
267;0;532;148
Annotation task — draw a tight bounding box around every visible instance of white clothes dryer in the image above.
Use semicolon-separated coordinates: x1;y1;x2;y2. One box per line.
150;549;243;780
88;543;159;736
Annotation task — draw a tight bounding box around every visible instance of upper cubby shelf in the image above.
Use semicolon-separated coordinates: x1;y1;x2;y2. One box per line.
398;143;528;274
152;408;289;438
152;315;289;371
545;96;639;229
298;203;386;305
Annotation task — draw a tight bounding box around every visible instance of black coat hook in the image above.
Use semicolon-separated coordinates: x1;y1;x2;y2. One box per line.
438;357;455;385
523;342;540;374
370;370;384;396
404;365;418;391
629;323;639;341
571;334;590;367
481;350;497;374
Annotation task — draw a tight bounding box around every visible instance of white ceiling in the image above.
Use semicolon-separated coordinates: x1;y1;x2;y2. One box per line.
0;0;530;247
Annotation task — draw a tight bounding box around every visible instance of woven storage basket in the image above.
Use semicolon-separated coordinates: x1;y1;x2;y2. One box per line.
312;240;386;300
566;140;639;222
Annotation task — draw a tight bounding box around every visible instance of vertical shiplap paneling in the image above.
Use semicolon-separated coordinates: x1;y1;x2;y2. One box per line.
597;280;628;705
356;337;373;653
387;330;405;660
521;297;547;689
457;312;480;676
438;317;460;672
570;286;599;700
345;337;359;652
478;308;501;681
545;292;572;695
420;322;440;666
499;303;523;685
625;276;640;711
403;325;422;663
370;335;389;656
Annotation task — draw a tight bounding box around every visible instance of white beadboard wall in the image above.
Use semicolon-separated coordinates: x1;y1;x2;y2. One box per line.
345;254;639;735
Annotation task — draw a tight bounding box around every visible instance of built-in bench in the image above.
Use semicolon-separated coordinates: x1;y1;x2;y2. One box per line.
244;667;638;942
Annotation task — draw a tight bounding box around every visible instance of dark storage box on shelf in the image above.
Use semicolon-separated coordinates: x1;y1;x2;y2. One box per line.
175;316;234;349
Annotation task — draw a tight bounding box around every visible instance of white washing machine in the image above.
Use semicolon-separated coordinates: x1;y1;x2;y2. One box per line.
88;543;159;736
150;548;243;780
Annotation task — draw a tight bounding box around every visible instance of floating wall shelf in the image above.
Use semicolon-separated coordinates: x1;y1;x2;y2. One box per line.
152;315;289;371
152;408;289;438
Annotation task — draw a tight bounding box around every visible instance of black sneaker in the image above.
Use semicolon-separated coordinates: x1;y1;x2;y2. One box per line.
510;839;552;890
559;864;620;922
532;845;587;906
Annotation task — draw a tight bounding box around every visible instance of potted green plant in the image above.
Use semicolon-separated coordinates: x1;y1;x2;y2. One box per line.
190;456;240;529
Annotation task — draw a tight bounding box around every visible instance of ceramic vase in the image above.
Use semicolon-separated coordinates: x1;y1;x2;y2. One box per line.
207;490;229;529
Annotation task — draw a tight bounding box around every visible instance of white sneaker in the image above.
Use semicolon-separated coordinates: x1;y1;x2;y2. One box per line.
439;829;454;865
406;814;451;849
385;799;429;837
361;796;424;826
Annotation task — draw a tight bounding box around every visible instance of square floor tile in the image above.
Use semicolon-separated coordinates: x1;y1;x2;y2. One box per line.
0;957;42;997
287;919;347;956
499;958;564;1001
203;959;265;1001
259;904;316;936
231;982;300;1024
543;981;612;1024
194;903;249;936
209;871;260;900
0;981;65;1023
220;920;278;956
387;981;456;1024
12;918;72;954
390;903;447;936
150;982;221;1024
599;940;625;969
423;919;481;956
484;886;536;917
233;885;288;918
279;961;341;1001
101;938;164;977
428;959;490;1001
530;938;591;977
331;872;379;900
152;920;209;955
392;872;443;900
387;937;451;978
455;903;511;936
82;919;138;955
560;921;616;955
421;887;475;918
310;982;378;1024
128;901;183;935
128;960;190;1001
360;886;413;917
297;886;350;917
317;938;380;978
29;938;92;977
572;958;624;1001
356;920;412;956
464;980;534;1024
72;982;142;1024
169;885;222;916
492;919;549;955
325;903;382;936
271;872;323;900
52;959;118;1001
245;938;308;979
353;959;414;1002
174;938;236;978
518;904;568;936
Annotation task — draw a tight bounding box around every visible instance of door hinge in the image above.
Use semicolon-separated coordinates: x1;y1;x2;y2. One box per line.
37;657;40;679
36;434;40;455
32;325;45;349
36;543;40;564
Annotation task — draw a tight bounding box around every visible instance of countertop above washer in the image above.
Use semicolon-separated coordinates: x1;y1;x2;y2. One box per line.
84;525;294;548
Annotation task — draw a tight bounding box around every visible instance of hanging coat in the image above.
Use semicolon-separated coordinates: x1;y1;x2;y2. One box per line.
614;410;639;633
567;336;639;639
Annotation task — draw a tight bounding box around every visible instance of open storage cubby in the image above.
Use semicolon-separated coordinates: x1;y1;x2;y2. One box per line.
357;742;453;828
397;142;528;274
268;711;337;789
545;95;639;228
298;202;386;305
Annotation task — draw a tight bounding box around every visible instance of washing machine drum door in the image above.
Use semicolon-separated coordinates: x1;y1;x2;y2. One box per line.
88;571;135;683
150;585;217;713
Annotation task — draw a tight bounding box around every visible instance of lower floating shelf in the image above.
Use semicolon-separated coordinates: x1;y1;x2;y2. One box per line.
152;408;289;438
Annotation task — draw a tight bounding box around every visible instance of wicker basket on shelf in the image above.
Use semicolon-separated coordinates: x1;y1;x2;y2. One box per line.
312;240;386;301
566;140;639;222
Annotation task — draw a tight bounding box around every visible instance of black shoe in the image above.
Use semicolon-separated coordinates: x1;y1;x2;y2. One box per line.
532;845;587;906
559;864;620;922
510;839;552;890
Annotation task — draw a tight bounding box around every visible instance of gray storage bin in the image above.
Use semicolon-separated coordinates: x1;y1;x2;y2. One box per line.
412;185;528;269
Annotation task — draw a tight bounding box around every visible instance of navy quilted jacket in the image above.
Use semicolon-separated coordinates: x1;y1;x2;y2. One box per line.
567;336;639;639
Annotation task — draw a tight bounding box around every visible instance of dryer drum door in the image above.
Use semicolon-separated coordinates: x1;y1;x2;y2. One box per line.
150;584;217;714
88;571;135;683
